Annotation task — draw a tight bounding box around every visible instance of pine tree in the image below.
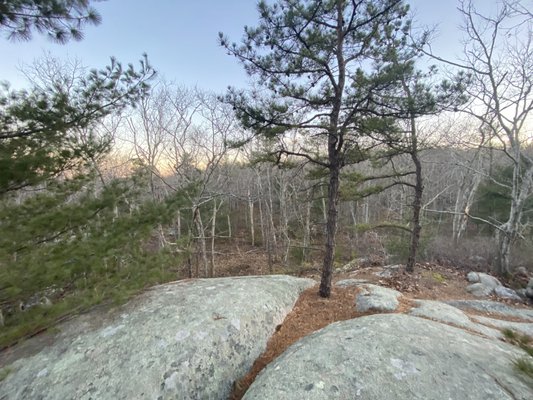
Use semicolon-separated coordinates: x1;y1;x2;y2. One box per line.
367;36;468;272
0;0;101;42
221;0;414;297
0;55;155;195
0;1;189;343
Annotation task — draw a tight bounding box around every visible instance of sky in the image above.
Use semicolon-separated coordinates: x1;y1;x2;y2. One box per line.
0;0;494;92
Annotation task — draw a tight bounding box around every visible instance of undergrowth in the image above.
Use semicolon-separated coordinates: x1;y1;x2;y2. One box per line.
0;367;12;382
0;172;193;350
0;249;182;350
502;329;533;381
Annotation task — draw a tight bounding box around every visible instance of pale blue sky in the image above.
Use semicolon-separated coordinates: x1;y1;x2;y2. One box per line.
0;1;487;92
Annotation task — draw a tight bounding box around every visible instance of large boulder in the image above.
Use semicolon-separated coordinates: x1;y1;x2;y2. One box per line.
467;272;501;288
0;275;315;400
244;314;531;400
467;282;494;297
355;284;402;312
494;285;522;301
466;272;502;297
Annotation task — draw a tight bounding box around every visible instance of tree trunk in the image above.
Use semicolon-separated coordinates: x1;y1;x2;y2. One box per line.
209;200;220;278
157;224;166;249
268;189;277;254
279;171;290;265
496;167;532;275
258;195;265;247
265;205;274;273
319;1;345;298
176;210;181;239
497;230;512;276
453;173;481;244
452;151;483;244
266;166;278;254
349;200;358;257
496;164;533;275
248;189;255;246
399;189;405;221
406;149;423;273
321;188;328;228
350;201;357;228
319;159;340;298
187;255;192;279
194;207;209;277
302;189;313;263
363;201;369;224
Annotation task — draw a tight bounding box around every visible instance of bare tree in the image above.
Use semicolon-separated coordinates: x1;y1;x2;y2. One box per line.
448;0;533;275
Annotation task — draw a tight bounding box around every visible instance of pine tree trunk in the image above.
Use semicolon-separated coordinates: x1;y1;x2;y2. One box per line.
319;160;340;298
319;1;345;298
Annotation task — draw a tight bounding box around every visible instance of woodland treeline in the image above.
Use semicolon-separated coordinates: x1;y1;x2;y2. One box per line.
1;0;532;344
100;84;533;272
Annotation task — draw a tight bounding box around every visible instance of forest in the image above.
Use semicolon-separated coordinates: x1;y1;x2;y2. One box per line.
0;0;532;348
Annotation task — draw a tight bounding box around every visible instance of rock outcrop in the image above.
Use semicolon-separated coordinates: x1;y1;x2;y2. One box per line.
467;271;501;288
244;314;531;400
466;272;521;300
494;285;522;301
471;315;533;337
373;264;402;278
355;284;402;312
334;279;368;288
446;300;533;322
408;300;501;339
0;275;314;400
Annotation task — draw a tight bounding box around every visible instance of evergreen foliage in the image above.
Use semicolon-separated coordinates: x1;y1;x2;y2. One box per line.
0;56;199;346
0;168;189;348
0;0;101;42
0;55;155;195
0;4;188;346
220;0;438;295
